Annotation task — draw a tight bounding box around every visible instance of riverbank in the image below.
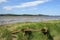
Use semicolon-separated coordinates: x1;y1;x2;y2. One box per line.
0;20;60;40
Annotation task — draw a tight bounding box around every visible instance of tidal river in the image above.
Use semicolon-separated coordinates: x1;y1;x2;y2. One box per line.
0;16;60;25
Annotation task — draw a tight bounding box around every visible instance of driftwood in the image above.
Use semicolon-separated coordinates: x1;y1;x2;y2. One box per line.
11;30;21;34
11;29;40;34
11;27;53;40
11;27;48;35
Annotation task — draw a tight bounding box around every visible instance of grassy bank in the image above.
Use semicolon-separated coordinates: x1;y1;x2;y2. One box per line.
0;20;60;40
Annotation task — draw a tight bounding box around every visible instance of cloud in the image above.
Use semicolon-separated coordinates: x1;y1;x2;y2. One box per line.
3;0;49;10
3;6;13;10
0;0;8;3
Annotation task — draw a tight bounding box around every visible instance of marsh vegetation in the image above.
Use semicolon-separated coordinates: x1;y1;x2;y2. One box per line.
0;20;60;40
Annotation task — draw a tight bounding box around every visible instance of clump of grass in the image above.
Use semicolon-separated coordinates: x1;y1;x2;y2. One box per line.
0;27;12;40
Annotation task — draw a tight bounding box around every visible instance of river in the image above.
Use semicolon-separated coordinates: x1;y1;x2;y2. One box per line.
0;16;60;25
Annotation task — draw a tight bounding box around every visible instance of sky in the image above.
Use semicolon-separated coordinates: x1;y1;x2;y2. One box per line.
0;0;60;16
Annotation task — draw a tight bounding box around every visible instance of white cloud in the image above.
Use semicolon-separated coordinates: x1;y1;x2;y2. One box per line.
0;0;8;3
3;0;49;10
3;6;13;10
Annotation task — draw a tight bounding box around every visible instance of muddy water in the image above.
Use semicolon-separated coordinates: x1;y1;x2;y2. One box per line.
0;16;60;25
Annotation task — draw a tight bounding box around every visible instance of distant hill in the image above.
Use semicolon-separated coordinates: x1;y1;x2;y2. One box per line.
0;14;49;16
0;14;20;16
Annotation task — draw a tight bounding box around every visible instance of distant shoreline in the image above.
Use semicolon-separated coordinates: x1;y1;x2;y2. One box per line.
0;14;60;17
0;14;50;16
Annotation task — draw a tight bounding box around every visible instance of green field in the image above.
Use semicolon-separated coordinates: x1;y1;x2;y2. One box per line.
0;20;60;40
